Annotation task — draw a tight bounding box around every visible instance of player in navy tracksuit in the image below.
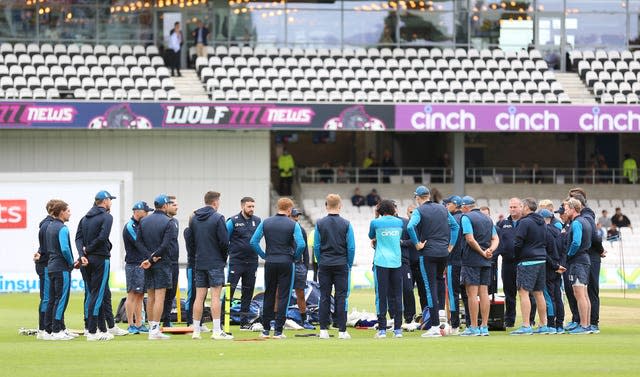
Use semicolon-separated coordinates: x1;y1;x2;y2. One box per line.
226;197;261;329
291;208;315;330
398;206;417;329
407;186;459;337
539;209;565;333
45;201;75;340
184;225;198;327
444;195;469;333
556;205;580;329
494;198;522;328
34;200;58;339
76;190;118;340
313;194;355;339
161;196;180;328
251;197;305;339
138;194;176;340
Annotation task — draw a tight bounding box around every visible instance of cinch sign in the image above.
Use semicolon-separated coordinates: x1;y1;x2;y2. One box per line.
0;199;27;229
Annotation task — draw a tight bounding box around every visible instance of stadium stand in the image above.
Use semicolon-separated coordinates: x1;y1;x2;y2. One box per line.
571;49;640;104
195;46;570;104
0;42;178;100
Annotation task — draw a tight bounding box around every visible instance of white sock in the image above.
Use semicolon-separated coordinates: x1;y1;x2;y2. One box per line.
150;321;159;332
193;320;201;331
213;319;221;332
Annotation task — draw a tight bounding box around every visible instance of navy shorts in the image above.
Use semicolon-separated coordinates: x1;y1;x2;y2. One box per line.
516;263;546;292
125;263;146;293
461;265;491;286
144;263;172;290
293;263;308;290
195;267;225;288
568;263;590;287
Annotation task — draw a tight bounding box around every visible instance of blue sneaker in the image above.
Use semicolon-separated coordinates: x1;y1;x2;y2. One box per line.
302;321;316;330
393;329;403;338
127;325;140;335
547;327;557;335
510;326;533;335
564;322;579;331
460;327;480;337
555;327;565;334
569;326;591;335
590;325;600;334
533;325;552;335
479;326;489;336
374;330;387;338
137;325;149;333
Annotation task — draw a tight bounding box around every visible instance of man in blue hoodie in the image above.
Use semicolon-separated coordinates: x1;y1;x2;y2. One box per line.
34;199;59;340
444;195;468;334
76;190;125;341
539;209;566;334
407;186;459;338
313;194;355;339
510;198;551;335
251;197;305;339
189;191;232;340
291;208;316;331
161;196;180;328
138;194;176;340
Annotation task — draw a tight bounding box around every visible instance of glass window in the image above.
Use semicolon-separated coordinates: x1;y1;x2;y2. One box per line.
566;1;627;12
629;13;640;46
455;11;468;45
566;12;627;48
286;10;341;47
535;0;564;12
343;11;394;47
631;0;640;13
229;3;285;46
399;10;455;45
39;5;96;42
469;1;533;49
97;6;153;43
0;1;36;40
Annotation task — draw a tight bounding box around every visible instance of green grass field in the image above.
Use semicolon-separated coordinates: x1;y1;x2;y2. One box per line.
1;289;639;377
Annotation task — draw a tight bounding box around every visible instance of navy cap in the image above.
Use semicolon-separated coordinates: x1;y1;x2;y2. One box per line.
539;209;554;218
461;195;475;205
132;201;154;212
95;190;116;200
443;195;462;206
291;208;302;217
414;185;430;196
555;206;565;215
154;194;173;207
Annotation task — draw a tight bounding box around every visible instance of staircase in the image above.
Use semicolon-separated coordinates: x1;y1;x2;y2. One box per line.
555;72;597;104
171;69;209;101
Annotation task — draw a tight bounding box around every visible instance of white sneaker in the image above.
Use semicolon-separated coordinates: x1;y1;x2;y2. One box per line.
52;331;73;341
401;322;419;331
87;332;112;341
192;331;201;340
272;332;286;339
100;331;115;340
211;331;234;340
39;332;54;341
250;323;264;332
36;330;46;340
148;331;170;340
421;327;442;338
84;329;89;337
64;329;79;338
338;331;351;339
319;330;330;339
199;324;211;333
108;326;128;336
284;319;303;330
449;327;460;336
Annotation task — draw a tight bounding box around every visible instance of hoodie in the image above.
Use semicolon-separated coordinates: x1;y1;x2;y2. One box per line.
75;206;113;259
495;215;519;263
136;210;173;266
544;223;562;280
36;215;54;267
190;206;229;270
580;207;604;261
513;212;547;263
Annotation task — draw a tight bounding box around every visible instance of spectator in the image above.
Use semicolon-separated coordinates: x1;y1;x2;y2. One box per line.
381;149;395;183
531;163;542;184
351;187;365;207
607;224;620;241
277;148;295;196
317;162;333;183
167;22;183;77
597;210;612;230
336;165;350;183
610;207;632;229
192;21;209;58
363;151;376;168
366;188;381;207
622;153;638;184
362;151;377;183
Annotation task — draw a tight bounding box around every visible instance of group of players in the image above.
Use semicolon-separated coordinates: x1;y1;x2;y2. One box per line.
33;184;602;340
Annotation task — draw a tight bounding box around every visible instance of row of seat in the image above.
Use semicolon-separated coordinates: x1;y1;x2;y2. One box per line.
0;88;61;100
592;81;640;96
569;50;640;66
209;89;569;104
585;71;640;87
578;60;640;79
599;92;640;104
0;75;175;91
0;42;159;58
575;49;640;103
72;88;180;101
0;53;166;70
0;65;171;81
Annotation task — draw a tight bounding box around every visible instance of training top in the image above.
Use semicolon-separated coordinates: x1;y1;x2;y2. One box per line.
167;217;179;264
184;227;195;268
190;206;229;270
368;215;403;268
407;201;459;258
123;217;145;264
461;209;496;268
566;216;592;265
226;212;261;264
75;205;113;258
136;210;173;267
399;216;416;265
313;213;355;267
36;215;54;267
513;212;547;263
295;226;310;267
448;211;464;266
250;214;305;263
544;223;561;277
581;207;604;261
46;219;74;273
495;215;518;263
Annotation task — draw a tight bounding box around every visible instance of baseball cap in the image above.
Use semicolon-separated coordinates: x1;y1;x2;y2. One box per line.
414;185;430;196
443;195;462;206
154;194;174;207
95;190;116;200
132;201;154;212
539;209;554;218
461;195;475;205
554;206;565;215
291;208;302;217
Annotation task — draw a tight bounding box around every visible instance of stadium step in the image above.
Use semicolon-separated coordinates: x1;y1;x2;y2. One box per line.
554;73;597;104
171;69;209;101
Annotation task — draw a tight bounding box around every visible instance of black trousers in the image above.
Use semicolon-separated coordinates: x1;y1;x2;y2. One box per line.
501;261;518;326
588;256;601;326
36;264;50;331
545;276;565;328
447;264;470;328
45;270;70;333
410;259;427;310
86;257;110;333
169;50;181;74
563;269;580;323
374;266;402;331
228;262;258;325
318;264;349;332
162;263;180;326
279;176;293;196
400;263;416;322
262;262;294;333
419;255;448;327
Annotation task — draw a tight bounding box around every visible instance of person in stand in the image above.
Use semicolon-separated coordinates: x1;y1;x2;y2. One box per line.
168;22;183;76
351;187;365;207
192;20;209;58
366;188;381;207
611;207;632;230
278;148;295;196
161;196;180;328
